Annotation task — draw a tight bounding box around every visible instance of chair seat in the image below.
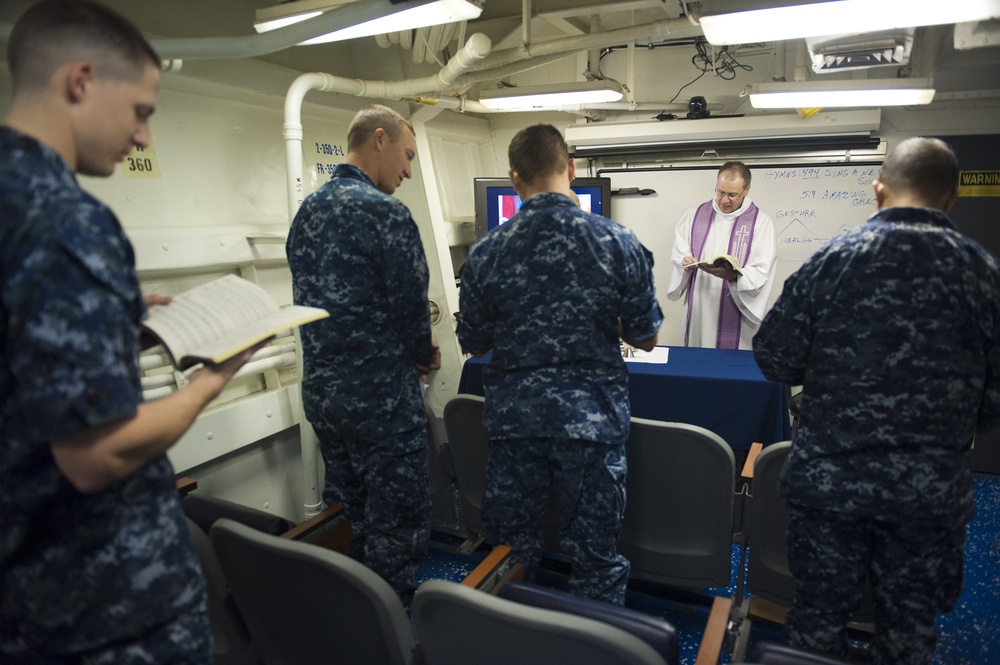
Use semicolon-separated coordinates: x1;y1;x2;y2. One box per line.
413;579;669;665
497;581;679;664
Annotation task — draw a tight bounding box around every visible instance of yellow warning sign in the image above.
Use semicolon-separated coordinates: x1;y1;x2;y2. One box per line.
959;170;1000;197
120;133;161;179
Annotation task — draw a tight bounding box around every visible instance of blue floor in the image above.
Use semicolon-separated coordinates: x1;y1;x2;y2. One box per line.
416;544;486;586
934;472;1000;664
417;473;1000;664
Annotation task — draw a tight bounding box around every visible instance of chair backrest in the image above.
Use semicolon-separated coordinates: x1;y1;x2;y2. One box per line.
183;493;294;536
751;641;853;665
210;518;415;665
618;418;736;589
184;518;258;665
746;441;795;606
443;394;491;538
498;582;679;665
745;441;875;618
413;579;669;665
426;404;461;530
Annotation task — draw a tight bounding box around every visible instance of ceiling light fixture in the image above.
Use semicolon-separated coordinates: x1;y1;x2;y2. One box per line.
698;0;1000;45
478;81;625;111
749;78;936;109
254;0;482;46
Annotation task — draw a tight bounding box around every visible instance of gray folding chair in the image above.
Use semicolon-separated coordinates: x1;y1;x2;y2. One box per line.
497;581;680;664
442;394;492;546
413;579;669;665
617;418;736;589
426;404;462;534
210;518;416;665
185;517;259;665
442;393;569;554
732;441;873;660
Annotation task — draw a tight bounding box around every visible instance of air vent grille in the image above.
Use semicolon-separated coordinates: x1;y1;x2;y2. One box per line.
807;30;914;73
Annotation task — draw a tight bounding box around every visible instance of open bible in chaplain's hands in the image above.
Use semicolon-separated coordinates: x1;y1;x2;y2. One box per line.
684;254;743;274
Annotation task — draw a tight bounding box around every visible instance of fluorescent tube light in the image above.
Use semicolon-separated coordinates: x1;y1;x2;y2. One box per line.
254;0;482;46
699;0;1000;45
749;79;936;109
479;81;625;111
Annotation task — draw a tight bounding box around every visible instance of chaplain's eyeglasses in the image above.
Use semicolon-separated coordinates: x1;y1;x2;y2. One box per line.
715;186;748;201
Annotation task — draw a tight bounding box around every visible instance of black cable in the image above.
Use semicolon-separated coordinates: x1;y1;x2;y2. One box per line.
667;69;706;105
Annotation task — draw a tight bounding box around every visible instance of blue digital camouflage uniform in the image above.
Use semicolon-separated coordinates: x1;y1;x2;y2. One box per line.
286;163;435;606
457;191;663;605
753;206;1000;665
0;127;211;663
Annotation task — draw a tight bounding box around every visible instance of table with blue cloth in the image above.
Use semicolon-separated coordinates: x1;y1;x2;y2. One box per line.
456;346;791;452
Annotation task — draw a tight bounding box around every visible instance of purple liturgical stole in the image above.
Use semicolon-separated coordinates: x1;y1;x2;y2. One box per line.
685;201;759;349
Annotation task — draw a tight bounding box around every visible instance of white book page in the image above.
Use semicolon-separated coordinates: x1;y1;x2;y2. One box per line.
190;306;328;365
144;275;278;362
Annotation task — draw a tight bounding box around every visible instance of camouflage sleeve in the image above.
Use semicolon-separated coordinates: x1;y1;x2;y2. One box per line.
619;239;663;343
6;213;141;442
752;261;819;385
456;249;493;355
382;207;434;367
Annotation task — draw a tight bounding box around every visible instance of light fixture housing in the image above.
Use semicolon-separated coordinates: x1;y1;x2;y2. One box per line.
749;78;936;109
697;0;1000;45
478;81;625;111
254;0;482;46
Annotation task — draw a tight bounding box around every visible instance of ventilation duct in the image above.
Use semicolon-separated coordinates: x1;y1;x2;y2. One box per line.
806;29;914;73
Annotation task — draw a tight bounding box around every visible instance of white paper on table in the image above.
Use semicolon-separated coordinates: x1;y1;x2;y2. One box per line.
623;346;669;364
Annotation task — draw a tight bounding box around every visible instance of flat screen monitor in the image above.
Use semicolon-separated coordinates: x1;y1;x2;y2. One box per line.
473;176;612;242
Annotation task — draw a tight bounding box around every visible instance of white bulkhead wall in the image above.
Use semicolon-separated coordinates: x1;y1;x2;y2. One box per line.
0;57;478;521
80;75;359;521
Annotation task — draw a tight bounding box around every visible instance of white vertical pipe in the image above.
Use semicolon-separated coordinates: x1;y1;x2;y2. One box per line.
794;39;810;82
773;40;787;82
522;0;532;51
284;72;345;222
283;72;335;518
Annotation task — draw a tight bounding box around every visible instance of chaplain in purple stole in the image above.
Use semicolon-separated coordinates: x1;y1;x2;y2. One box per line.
666;161;777;350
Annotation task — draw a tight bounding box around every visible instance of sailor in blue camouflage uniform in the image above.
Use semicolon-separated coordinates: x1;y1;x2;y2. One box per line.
287;105;440;606
1;2;258;662
457;124;663;605
753;137;1000;665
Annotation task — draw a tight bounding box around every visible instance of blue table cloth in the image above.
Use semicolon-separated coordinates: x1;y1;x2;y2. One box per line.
456;346;791;452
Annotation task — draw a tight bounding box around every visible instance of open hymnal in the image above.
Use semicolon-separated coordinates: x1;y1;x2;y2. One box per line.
142;274;329;370
684;254;743;274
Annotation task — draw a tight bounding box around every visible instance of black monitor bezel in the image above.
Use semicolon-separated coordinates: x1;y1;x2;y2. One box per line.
472;176;612;242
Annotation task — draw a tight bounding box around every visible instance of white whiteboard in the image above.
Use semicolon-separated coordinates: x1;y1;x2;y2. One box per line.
606;163;882;345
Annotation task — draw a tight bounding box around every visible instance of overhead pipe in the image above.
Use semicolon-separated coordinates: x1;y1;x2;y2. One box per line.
282;32;492;220
413;26;430;64
439;16;701;96
466;17;701;73
146;0;462;60
279;15;712;187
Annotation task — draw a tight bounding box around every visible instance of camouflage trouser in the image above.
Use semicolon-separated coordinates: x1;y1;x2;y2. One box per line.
483;438;630;605
784;503;966;665
8;597;213;665
316;425;432;607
